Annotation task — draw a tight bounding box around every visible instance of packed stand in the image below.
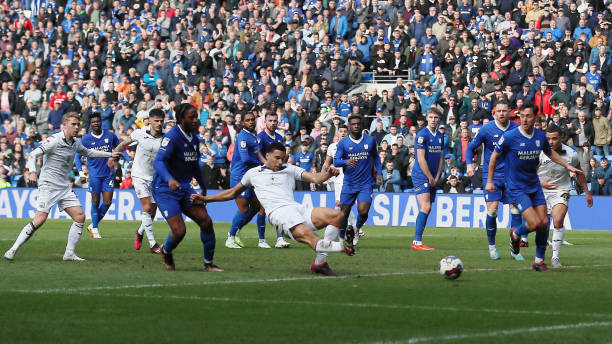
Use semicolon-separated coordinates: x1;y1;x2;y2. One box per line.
0;0;611;195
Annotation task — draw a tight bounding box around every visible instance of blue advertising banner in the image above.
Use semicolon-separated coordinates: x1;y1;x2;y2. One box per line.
0;188;608;230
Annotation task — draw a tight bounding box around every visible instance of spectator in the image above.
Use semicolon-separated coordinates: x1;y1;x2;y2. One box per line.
592;108;611;156
380;161;402;192
443;175;467;194
592;157;612;195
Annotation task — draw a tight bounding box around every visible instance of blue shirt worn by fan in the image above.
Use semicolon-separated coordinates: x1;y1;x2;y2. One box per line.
334;134;382;205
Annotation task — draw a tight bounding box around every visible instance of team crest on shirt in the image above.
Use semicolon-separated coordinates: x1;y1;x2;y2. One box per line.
257;138;261;143
417;137;424;144
536;140;540;147
104;138;109;143
364;144;368;150
161;137;170;147
240;141;247;148
497;137;504;145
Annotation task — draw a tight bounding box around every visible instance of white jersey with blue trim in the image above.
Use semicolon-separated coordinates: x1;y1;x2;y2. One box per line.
538;144;579;193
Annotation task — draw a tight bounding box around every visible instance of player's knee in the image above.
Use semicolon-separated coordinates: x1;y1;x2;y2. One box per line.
199;217;213;233
421;203;431;214
486;209;497;217
73;213;86;223
142;203;152;213
331;210;345;227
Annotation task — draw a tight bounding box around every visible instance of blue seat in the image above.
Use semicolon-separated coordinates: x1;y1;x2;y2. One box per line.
404;188;415;193
569;190;578;195
594;155;603;162
436;189;443;193
606;155;612;162
473;189;484;194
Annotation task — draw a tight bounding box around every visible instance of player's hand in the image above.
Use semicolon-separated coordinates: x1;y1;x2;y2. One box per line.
466;164;474;177
28;173;37;184
567;165;583;175
111;151;124;159
107;158;115;169
346;159;358;168
190;194;206;205
428;176;435;187
485;181;495;193
79;177;87;184
585;192;593;208
540;178;556;190
328;166;340;177
168;178;180;191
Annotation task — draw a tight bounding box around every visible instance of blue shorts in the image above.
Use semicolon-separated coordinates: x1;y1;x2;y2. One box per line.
152;184;198;219
89;175;114;194
510;188;546;214
230;177;254;199
339;184;373;206
484;180;510;204
412;178;437;202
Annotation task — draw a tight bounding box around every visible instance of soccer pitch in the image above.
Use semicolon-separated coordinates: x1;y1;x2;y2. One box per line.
1;219;612;343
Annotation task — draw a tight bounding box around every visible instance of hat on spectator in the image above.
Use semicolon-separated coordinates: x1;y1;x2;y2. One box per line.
215;126;222;130
444;154;454;159
439;124;446;129
523;82;531;87
376;107;383;112
303;135;312;141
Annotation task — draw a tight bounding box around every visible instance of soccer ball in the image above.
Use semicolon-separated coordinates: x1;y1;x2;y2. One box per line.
439;256;463;280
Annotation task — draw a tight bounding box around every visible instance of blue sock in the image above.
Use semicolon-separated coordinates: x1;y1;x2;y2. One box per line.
535;229;549;259
414;211;429;242
91;201;100;228
200;233;216;263
356;213;368;229
98;202;110;221
485;215;497;246
229;211;249;236
511;213;522;228
163;233;183;253
257;213;266;240
514;223;529;237
276;230;282;238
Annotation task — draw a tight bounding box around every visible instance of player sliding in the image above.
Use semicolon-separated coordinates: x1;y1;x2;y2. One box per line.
75;112;119;239
538;125;593;268
333;115;381;245
256;112;291;248
466;101;523;260
4;113;122;261
114;109;165;254
225;112;265;249
487;103;582;272
322;123;359;242
152;104;222;272
410;108;443;250
192;142;356;276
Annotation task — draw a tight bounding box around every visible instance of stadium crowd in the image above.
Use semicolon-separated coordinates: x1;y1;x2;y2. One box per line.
1;0;612;195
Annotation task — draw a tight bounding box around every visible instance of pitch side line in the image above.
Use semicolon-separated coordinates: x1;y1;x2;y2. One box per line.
381;321;612;343
46;291;612;320
10;263;612;294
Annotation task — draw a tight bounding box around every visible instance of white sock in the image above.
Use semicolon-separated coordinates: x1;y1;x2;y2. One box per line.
141;212;156;248
65;222;84;253
552;227;564;259
315;225;341;263
348;211;357;228
534;257;543;264
488;245;496;252
11;222;37;251
315;239;343;253
413;240;422;245
137;223;145;236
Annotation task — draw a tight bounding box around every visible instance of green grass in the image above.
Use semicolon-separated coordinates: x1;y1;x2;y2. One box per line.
1;218;612;343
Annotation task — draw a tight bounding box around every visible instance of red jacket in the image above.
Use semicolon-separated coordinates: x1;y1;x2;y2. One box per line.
221;123;240;145
534;89;553;117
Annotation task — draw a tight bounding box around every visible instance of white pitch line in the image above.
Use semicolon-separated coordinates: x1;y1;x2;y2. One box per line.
8;263;612;295
391;321;612;343
56;291;612;319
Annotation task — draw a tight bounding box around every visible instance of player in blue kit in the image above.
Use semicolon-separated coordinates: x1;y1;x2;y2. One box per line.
333;115;382;239
465;101;523;260
152;104;222;272
256;112;291;248
225;112;265;249
410;108;444;251
487;103;582;272
75;112;119;239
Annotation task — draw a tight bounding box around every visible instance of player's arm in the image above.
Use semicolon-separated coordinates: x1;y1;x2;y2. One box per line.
416;147;435;184
114;136;134;153
333;142;357;168
191;183;247;204
465;130;484;177
370;139;383;183
575;169;593;207
301;166;339;184
239;139;263;165
545;149;583;175
74;153;84;172
322;155;333;172
434;151;443;184
152;137;179;190
485;150;500;193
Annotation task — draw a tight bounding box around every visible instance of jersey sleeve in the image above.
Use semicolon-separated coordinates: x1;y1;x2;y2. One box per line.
152;135;175;182
465;128;484;164
129;129;142;143
370;136;382;175
570;150;580;167
111;132;119;148
240;168;253;187
39;135;59;154
238;136;261;165
415;132;427;151
494;134;507;156
289;164;307;181
333;141;347;167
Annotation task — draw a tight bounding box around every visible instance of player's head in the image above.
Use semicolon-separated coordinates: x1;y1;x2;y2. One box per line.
89;112;102;133
62;112;81;139
426;108;440;129
337;124;348;139
347;115;362;137
519;102;537;131
174;103;199;132
243;112;256;132
494;101;510;126
265;112;278;132
545;124;563;150
148;109;165;133
265;141;286;171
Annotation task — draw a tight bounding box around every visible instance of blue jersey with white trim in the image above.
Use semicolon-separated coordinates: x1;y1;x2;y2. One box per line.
231;129;262;179
466;120;518;182
334;134;381;187
257;130;283;156
78;130;119;177
411;127;444;180
495;127;551;193
153;125;204;188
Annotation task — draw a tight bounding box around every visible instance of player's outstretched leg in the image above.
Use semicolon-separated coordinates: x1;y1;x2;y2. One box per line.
485;208;500;260
312;223;343;276
4;221;40;260
256;213;271;249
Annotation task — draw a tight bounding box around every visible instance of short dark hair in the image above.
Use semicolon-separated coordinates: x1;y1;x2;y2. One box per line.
149;109;165;118
521;102;538;115
347;115;362;124
546;124;563;135
89;112;101;121
267;141;285;154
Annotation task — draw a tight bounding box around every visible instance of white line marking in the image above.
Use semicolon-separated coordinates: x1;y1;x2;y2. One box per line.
7;263;612;295
393;321;612;343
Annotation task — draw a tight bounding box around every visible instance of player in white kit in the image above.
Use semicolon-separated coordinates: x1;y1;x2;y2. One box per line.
192;142;356;276
538;126;593;268
114;109;165;254
3;113;123;261
321;124;359;241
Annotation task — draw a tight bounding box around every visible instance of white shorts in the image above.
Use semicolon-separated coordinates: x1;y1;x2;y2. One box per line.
133;177;155;202
544;191;570;215
268;203;315;240
36;184;81;213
